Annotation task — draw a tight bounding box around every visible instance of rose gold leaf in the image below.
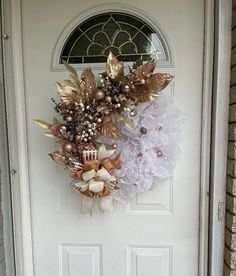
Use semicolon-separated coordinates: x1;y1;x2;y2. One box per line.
34;119;50;129
49;151;65;165
129;86;152;102
133;63;156;79
80;68;96;100
56;82;75;103
146;73;174;93
129;73;174;102
100;114;120;140
53;118;60;124
69;158;84;171
106;52;124;81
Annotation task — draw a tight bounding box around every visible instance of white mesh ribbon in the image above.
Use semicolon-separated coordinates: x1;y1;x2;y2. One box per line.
99;94;184;203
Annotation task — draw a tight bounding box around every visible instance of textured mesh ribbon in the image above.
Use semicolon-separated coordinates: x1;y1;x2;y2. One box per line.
99;93;184;202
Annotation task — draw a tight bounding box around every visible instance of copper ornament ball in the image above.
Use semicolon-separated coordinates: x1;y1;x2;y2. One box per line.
140;127;147;134
112;143;118;149
137;153;143;160
63;142;74;152
150;169;155;175
75;135;81;141
105;95;112;103
95;89;105;100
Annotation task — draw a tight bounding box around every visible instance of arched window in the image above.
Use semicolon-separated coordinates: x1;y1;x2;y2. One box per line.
60;12;169;64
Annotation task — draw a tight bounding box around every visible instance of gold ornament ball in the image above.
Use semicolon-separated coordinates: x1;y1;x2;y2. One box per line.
63;142;74;152
95;89;105;100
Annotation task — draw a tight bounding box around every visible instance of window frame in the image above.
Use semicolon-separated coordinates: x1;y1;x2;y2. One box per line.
51;5;174;72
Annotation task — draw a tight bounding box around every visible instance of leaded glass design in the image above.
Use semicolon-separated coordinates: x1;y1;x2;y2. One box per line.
60;13;168;64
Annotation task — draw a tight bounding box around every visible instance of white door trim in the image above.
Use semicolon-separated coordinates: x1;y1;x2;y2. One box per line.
4;0;230;275
5;0;34;275
199;0;214;274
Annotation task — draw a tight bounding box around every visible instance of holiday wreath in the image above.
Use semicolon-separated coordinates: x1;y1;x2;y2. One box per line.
35;52;183;213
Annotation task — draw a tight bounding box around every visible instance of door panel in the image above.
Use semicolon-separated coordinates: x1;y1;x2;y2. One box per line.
23;0;204;275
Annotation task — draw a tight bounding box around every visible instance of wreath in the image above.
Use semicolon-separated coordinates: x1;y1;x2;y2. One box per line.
35;52;182;213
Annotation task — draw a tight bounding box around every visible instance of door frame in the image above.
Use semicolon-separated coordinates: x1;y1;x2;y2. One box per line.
209;1;232;276
0;0;16;275
2;0;231;275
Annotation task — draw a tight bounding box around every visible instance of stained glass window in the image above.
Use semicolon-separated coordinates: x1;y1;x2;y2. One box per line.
60;12;168;64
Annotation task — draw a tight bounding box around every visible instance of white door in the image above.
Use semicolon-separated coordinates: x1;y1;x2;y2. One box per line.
21;0;206;275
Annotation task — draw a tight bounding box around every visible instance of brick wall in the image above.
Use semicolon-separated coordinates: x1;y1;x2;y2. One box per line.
224;1;236;275
0;191;6;275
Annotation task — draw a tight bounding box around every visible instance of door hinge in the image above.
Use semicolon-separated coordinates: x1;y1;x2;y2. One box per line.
218;202;225;220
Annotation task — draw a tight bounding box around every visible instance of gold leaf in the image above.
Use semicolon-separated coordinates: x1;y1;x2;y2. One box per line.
62;60;78;78
49;151;65;165
80;68;96;100
44;133;55;138
68;74;81;87
34;119;50;129
100;113;120;140
121;114;133;129
150;94;159;100
106;52;124;81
